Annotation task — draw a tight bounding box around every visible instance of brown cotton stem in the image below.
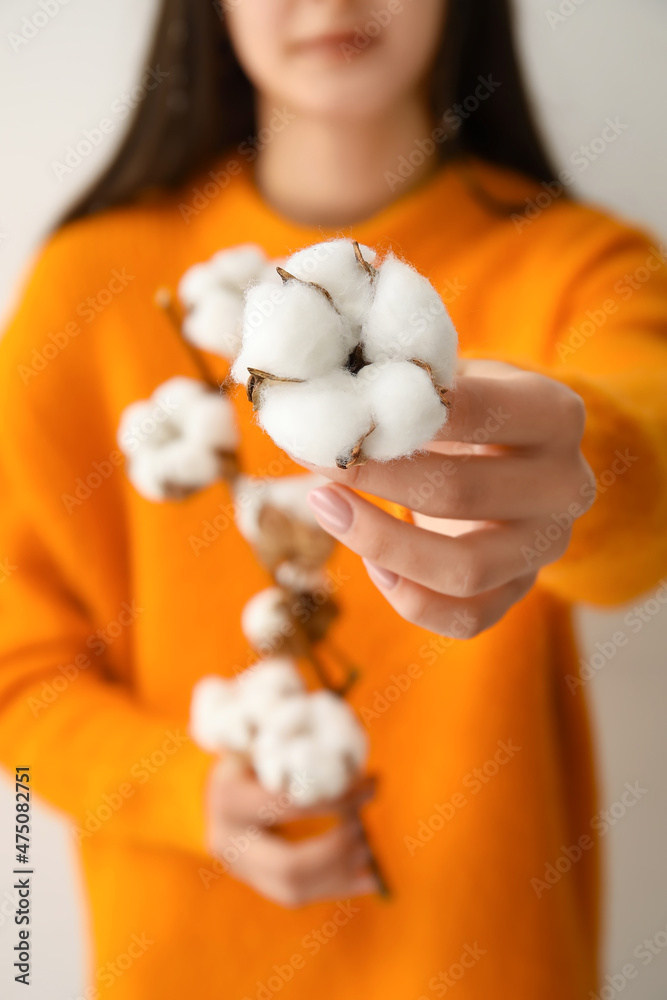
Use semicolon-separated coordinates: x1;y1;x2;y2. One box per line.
358;819;391;899
410;358;451;407
324;640;361;694
154;286;223;393
275;267;337;308
351;240;377;282
305;646;347;696
336;422;376;470
246;367;305;411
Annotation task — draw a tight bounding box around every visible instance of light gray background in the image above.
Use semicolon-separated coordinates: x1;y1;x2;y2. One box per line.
0;1;665;996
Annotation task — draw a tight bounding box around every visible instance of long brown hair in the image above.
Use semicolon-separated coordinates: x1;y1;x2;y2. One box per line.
63;0;557;224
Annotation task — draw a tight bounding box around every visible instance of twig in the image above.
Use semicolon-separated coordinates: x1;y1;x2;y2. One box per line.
154;286;223;393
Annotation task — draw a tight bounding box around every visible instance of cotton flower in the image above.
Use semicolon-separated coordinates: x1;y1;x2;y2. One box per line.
189;675;254;753
232;239;457;467
361;253;458;386
189;658;304;754
240;587;338;674
179;244;273;358
273;562;328;594
235;657;305;726
354;361;446;461
189;659;367;805
252;689;368;806
232;473;335;579
240;587;292;654
256;369;374;469
231;280;354;384
117;376;239;501
285;239;377;331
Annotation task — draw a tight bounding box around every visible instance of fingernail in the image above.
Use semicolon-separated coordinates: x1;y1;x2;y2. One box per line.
307;486;353;534
363;558;399;591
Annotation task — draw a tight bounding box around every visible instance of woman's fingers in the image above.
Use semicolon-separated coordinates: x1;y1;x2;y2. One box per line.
234;820;378;908
306;445;593;522
438;364;587;448
302;363;592;519
362;567;538;638
306;484;573;595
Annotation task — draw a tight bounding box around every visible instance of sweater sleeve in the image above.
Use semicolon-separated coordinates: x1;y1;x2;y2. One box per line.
0;229;216;858
531;223;667;605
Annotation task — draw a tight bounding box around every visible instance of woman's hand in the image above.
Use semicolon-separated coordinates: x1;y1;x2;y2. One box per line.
205;756;378;907
305;360;596;639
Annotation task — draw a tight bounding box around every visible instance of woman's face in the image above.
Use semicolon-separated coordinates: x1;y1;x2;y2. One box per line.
225;0;448;120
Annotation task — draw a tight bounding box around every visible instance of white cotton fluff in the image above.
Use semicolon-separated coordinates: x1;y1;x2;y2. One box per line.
182;287;245;358
179;244;268;307
209;245;269;289
274;562;328;594
286;239;377;332
361;254;458;385
117;377;237;501
241;588;291;651
231;281;353;384
355;361;448;461
179;244;269;358
235;657;305;727
233;239;457;466
232;473;329;547
189;659;305;754
189;676;254;753
257;370;373;467
252;690;368;806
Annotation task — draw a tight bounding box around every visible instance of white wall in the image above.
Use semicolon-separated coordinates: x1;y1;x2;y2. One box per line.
0;1;665;996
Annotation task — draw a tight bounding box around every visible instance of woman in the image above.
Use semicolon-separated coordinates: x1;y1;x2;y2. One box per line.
1;1;666;997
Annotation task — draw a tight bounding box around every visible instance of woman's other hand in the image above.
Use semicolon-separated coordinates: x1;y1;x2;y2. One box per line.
305;360;596;639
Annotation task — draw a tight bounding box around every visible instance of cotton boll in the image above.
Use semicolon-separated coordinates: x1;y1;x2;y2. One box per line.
356;361;447;461
183;393;240;452
141;436;222;496
240;588;291;651
362;254;458;386
258;370;373;468
118;378;232;500
286;240;377;332
260;261;284;286
253;732;354;806
232;281;352;384
262;473;330;522
182;287;245;358
233;473;330;546
309;691;368;772
116;400;164;453
178;262;220;309
274;562;328;593
231;475;271;544
250;699;312;793
236;657;305;728
255;691;312;739
289;741;354;805
125;450;174;503
210;244;268;288
152;375;205;412
123;429;222;501
179;245;268;308
251;689;366;805
189;676;253;753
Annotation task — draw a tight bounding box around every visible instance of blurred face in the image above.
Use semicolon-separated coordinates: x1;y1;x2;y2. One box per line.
225;0;448;121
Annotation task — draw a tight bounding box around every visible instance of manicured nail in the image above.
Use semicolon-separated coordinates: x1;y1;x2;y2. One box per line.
307;486;353;534
363;559;399;591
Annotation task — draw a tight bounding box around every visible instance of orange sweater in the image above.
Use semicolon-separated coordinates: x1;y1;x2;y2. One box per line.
1;155;666;999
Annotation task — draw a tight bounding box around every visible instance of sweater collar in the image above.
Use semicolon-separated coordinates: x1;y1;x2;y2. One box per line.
215;152;470;251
